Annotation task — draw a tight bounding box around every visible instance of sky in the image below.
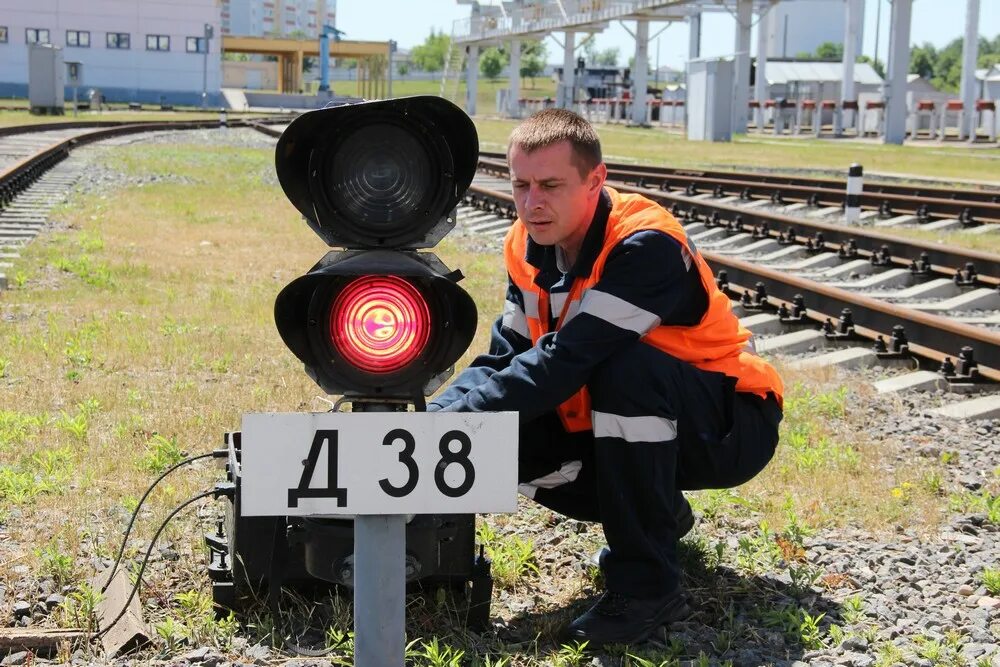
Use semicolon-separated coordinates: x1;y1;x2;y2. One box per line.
336;0;1000;70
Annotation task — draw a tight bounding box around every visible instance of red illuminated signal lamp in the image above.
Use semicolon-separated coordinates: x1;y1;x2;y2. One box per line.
329;275;431;374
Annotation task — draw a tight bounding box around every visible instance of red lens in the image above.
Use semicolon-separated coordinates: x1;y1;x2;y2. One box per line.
330;276;431;374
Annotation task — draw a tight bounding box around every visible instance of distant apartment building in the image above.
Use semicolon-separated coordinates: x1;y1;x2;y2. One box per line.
0;0;223;106
221;0;337;37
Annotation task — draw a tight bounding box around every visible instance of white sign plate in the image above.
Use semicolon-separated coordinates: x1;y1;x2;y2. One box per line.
240;411;519;516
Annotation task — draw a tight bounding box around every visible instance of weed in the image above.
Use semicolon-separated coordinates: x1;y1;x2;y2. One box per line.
950;490;1000;524
37;542;76;587
154;616;188;653
827;624;845;647
799;610;825;650
0;466;46;503
689;487;750;520
553;641;589;666
982;567;1000;595
140;434;186;473
55;410;88;442
53;255;114;289
0;357;8;378
13;270;27;288
412;636;465;667
940;450;960;466
841;595;867;625
58;583;104;633
735;520;780;574
875;641;905;667
174;589;215;645
788;563;823;595
0;410;45;448
476;523;539;590
922;470;944;496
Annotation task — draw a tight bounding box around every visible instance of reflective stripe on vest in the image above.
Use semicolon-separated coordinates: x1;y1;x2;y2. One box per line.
504;186;784;433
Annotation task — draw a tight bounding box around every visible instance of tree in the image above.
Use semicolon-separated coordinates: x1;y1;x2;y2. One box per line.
480;47;504;81
856;55;885;78
815;41;844;59
595;47;619;67
519;40;547;87
397;62;410;77
411;29;450;72
910;42;937;79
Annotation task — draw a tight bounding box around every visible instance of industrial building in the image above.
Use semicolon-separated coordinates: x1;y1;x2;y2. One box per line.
0;0;223;106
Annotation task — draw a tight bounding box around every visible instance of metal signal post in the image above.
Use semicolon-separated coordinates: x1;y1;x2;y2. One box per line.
213;97;517;666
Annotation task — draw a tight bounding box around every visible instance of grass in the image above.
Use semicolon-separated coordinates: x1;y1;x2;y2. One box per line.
0;130;986;664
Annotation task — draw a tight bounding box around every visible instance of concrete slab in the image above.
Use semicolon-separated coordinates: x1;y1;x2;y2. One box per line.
701;233;753;249
857;210;881;223
874;278;960;300
778;252;843;270
875;214;919;227
874;370;947;394
756;328;826;354
757;245;813;263
739;313;784;335
828;268;913;289
779;203;809;214
717;238;780;255
909;288;1000;312
962;224;1000;235
920;218;963;232
808;206;842;218
469;219;512;234
716;196;741;205
929;394;1000;420
821;258;878;278
0;272;6;290
787;347;877;371
689;228;729;243
681;222;707;235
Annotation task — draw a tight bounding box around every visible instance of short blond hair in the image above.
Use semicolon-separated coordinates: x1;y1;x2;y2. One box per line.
507;108;602;178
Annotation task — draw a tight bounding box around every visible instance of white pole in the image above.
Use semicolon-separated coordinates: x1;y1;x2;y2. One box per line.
466;45;479;116
882;0;912;144
561;32;576;110
509;39;521;118
631;19;649;125
754;7;769;132
839;0;864;136
732;0;752;134
959;0;981;141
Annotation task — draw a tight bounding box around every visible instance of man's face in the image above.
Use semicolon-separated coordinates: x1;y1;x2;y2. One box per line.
509;141;607;257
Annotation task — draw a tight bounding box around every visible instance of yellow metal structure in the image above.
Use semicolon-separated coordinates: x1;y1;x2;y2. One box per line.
222;35;390;95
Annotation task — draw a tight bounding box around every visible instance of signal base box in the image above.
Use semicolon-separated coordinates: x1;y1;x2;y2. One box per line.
28;43;66;115
687;57;733;142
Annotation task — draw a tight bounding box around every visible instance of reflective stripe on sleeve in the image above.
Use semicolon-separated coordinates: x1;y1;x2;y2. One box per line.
501;299;530;338
517;459;583;499
592;411;678;443
550;291;569;318
522;290;540;319
579;289;662;334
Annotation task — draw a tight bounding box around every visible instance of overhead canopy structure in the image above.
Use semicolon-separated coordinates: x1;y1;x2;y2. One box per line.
222;35;390;96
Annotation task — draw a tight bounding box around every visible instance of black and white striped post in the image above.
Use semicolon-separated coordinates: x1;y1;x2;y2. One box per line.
846;163;863;225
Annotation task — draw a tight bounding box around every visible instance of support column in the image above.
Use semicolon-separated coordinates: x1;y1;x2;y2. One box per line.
688;11;701;60
509;39;521;117
839;0;864;135
466;45;479;116
882;0;912;144
560;32;576;109
754;6;769;131
959;0;981;140
631;19;649;125
732;0;752;134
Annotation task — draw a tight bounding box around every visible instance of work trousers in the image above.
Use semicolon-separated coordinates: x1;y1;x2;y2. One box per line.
517;341;782;599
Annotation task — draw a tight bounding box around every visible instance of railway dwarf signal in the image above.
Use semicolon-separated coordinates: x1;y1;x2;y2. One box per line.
273;95;479;399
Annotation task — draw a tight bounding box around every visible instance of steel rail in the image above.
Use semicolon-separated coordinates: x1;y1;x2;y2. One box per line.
464;183;1000;381
0;119;268;206
480;150;1000;219
474;159;1000;285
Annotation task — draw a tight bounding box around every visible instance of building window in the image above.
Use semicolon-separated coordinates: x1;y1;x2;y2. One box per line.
186;36;207;53
146;34;170;51
66;30;90;47
0;26;7;43
106;32;129;49
26;28;50;44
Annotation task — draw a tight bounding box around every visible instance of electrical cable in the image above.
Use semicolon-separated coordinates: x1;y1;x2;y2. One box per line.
93;488;220;641
101;450;226;593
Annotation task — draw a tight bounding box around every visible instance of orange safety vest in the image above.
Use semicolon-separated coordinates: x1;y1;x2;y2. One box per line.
504;186;784;433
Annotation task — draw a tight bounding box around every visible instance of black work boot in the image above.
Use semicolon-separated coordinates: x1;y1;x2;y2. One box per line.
565;588;691;648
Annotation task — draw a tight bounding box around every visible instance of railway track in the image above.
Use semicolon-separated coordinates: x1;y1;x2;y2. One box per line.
0;118;285;289
480;152;1000;225
462;175;1000;420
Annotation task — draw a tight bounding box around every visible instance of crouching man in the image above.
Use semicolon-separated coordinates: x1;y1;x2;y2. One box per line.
429;109;783;648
